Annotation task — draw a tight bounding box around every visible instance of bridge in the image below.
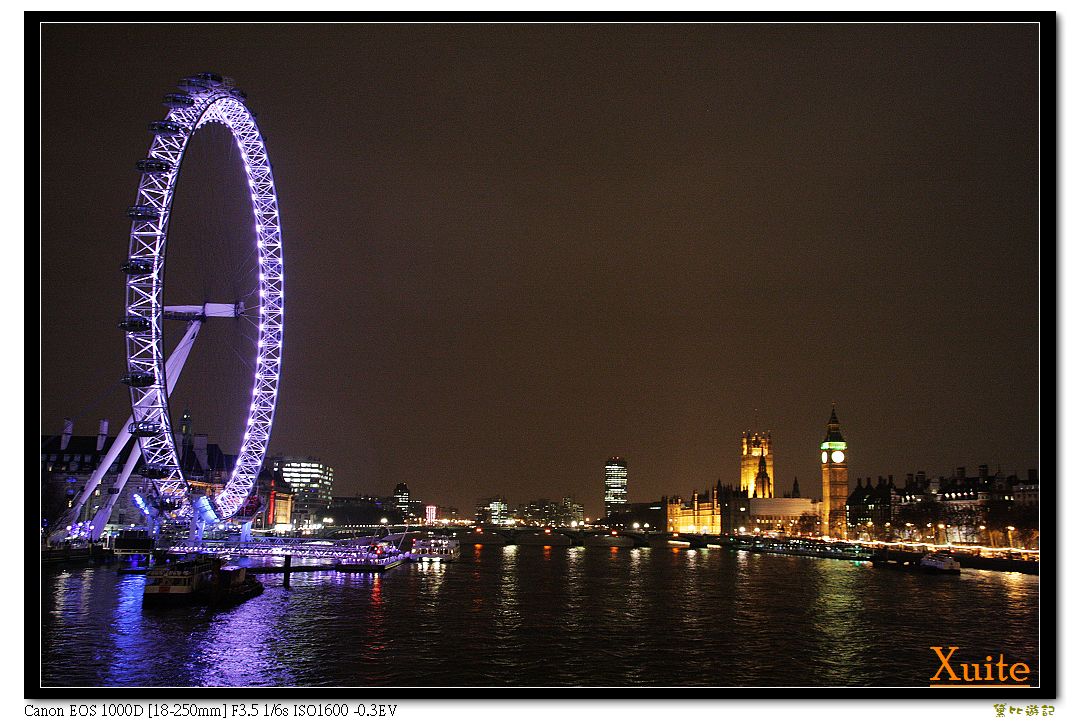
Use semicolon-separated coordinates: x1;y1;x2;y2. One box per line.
164;532;419;559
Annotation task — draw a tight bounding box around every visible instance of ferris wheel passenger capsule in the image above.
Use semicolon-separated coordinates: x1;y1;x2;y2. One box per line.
177;76;212;92
117;315;151;333
120;370;155;388
128;420;161;438
121;257;154;275
135;158;171;174
195;72;224;86
162;92;195;109
148;120;187;136
126;205;159;222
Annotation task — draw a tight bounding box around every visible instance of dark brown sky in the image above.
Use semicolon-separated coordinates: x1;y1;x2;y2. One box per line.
40;24;1040;516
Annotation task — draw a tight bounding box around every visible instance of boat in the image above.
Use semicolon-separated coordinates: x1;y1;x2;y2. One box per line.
741;537;874;561
409;537;462;562
143;555;263;605
210;565;264;605
919;552;962;574
334;543;407;573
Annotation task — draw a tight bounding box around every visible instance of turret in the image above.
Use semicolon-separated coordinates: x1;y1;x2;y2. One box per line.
755;450;771;498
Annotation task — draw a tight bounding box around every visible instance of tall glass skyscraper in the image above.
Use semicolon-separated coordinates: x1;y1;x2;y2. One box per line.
604;457;628;518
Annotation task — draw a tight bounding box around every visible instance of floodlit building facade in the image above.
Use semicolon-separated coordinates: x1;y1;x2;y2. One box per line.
740;431;774;498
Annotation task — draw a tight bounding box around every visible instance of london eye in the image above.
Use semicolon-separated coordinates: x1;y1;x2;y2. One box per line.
51;73;284;541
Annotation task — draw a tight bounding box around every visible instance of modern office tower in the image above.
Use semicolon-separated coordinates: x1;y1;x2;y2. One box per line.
394;482;411;515
476;497;510;525
270;456;335;525
604;456;628;518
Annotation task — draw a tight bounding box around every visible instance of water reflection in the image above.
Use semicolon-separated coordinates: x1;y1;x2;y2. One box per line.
41;548;1040;688
190;588;296;687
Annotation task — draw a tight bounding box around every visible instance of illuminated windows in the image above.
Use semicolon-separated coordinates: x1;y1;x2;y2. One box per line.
604;457;628;518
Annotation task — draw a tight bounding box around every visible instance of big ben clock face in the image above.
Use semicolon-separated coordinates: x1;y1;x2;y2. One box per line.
821;451;828;463
831;450;845;463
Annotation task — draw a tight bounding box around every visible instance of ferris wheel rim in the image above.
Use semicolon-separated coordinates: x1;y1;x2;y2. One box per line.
122;74;284;523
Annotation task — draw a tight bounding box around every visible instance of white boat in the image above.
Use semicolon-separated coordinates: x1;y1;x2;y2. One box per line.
334;543;408;573
410;538;462;562
919;552;962;574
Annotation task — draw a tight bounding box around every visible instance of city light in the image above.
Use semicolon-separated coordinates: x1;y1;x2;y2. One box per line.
36;28;1044;698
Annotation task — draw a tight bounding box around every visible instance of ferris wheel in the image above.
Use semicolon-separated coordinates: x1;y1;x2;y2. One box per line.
52;73;284;542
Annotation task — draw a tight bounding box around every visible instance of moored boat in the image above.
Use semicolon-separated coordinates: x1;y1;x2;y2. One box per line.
335;544;407;573
919;552;962;574
409;537;462;561
143;555;262;605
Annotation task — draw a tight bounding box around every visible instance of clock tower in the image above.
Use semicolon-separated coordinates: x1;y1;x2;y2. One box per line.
819;405;849;539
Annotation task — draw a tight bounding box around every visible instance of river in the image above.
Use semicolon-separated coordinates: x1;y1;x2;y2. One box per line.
40;544;1040;687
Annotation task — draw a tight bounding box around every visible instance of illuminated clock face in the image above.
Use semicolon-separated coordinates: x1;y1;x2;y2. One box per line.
831;450;845;464
821;451;828;463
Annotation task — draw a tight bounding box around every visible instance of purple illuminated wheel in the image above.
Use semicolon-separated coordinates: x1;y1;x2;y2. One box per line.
122;73;284;522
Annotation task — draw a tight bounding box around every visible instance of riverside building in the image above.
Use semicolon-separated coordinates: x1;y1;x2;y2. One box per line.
604;457;628;518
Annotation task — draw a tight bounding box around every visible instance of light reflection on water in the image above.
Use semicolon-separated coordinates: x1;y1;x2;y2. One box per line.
41;547;1039;687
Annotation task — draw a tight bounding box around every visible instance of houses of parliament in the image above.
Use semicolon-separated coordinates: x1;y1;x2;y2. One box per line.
665;408;846;537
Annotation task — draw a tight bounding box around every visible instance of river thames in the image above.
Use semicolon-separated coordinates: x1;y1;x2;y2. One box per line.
40;545;1039;687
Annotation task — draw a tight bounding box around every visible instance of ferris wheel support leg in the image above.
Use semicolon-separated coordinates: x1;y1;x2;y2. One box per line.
47;424;134;545
47;320;203;546
87;440;144;540
189;515;204;545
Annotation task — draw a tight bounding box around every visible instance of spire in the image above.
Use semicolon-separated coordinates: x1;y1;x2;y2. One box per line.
755;448;771;498
792;476;801;498
823;404;845;444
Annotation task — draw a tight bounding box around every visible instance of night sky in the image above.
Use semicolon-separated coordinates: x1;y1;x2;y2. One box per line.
40;24;1040;517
